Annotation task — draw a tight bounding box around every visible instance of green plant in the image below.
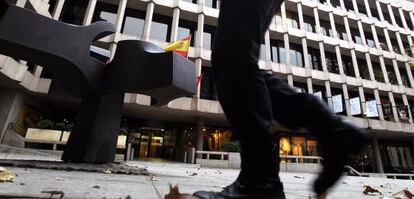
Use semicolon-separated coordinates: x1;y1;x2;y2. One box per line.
38;119;54;130
222;141;240;152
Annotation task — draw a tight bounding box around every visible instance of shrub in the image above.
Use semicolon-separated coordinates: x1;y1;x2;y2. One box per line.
222;141;240;152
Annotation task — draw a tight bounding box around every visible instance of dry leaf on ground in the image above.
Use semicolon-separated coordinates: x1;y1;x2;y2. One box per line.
165;185;199;199
0;167;15;182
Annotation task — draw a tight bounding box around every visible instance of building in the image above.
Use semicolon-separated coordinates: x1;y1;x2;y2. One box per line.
1;0;414;174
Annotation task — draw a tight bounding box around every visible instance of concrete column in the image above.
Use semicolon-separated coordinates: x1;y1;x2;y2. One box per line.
395;33;405;55
357;21;367;46
175;128;185;161
374;89;385;120
365;54;375;81
407;36;414;56
83;0;98;26
170;8;180;42
264;31;272;64
383;29;394;53
195;59;202;98
363;0;372;17
410;12;414;29
375;0;385;21
359;87;367;116
336;46;345;75
350;50;361;78
391;59;403;86
329;12;337;39
387;4;397;26
314;8;321;35
351;0;359;13
114;0;128;32
388;92;400;122
343;17;353;44
52;0;65;20
281;2;286;21
402;94;413;124
0;90;23;143
404;63;414;88
342;84;352;116
339;0;345;10
195;117;205;152
34;66;43;77
379;57;390;83
196;13;204;48
307;78;314;94
372;136;385;173
398;8;408;29
142;2;155;41
371;25;380;49
15;0;27;7
325;81;333;108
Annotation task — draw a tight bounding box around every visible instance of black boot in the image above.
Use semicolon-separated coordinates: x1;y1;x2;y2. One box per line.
262;73;371;197
194;136;286;199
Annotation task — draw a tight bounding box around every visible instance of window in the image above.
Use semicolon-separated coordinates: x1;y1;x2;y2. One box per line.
342;55;355;77
308;47;322;71
259;44;266;61
271;40;286;64
60;0;88;25
290;43;304;67
200;67;217;100
122;7;146;38
92;2;117;25
178;19;197;46
357;58;370;80
150;14;172;42
325;51;339;74
386;63;399;85
204;24;216;50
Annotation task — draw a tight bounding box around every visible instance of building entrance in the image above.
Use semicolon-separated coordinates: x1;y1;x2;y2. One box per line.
129;127;175;160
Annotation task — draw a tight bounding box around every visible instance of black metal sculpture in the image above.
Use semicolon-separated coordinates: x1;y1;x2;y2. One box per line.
0;2;196;163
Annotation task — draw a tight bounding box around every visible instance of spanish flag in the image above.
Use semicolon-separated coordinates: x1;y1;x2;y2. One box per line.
164;36;191;58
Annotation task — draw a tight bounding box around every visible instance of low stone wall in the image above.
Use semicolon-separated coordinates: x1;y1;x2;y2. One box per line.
2;129;25;148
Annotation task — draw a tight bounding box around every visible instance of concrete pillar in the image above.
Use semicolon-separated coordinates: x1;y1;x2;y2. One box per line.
395;33;405;55
142;2;155;41
363;0;372;17
365;54;375;81
15;0;27;7
0;90;23;143
170;8;180;42
387;4;397;26
114;0;128;32
409;12;414;29
342;84;351;116
391;59;403;86
402;94;413;124
52;0;65;20
375;0;385;21
372;136;385;174
351;0;359;13
374;89;385;120
196;13;205;48
325;81;333;109
175;128;185;161
399;8;408;29
388;92;400;122
350;50;361;78
195;117;204;152
383;29;393;53
379;57;390;83
358;87;367;116
195;59;202;98
83;0;98;26
404;63;414;88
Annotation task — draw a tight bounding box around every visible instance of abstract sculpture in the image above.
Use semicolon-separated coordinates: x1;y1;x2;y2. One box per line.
0;1;196;163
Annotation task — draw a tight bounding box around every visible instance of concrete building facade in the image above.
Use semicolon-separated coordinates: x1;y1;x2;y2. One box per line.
1;0;414;174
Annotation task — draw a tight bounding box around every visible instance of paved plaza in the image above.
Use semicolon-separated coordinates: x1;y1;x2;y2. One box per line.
0;146;413;199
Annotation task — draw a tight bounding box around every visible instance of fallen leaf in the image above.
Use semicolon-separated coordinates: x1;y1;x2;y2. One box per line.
0;167;15;182
55;177;64;181
189;172;198;176
102;169;112;174
93;185;100;189
363;185;382;195
41;190;65;199
148;175;158;181
165;184;199;199
294;175;305;179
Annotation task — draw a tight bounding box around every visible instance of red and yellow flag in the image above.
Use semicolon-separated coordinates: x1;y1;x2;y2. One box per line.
164;36;191;58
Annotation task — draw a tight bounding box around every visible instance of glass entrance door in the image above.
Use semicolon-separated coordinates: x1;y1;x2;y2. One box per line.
138;128;164;158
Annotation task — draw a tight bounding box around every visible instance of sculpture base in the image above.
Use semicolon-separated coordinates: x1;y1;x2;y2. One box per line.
62;92;125;163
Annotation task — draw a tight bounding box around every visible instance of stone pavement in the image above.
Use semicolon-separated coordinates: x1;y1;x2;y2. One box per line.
0;145;414;198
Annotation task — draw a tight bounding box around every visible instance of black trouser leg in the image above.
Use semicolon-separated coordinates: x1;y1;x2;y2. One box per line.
262;72;343;134
211;0;284;192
